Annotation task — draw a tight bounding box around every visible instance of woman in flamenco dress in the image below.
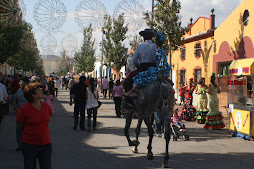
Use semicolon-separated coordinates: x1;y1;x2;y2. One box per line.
204;73;225;129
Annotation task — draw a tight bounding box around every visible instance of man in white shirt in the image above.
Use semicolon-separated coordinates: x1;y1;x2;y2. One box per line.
54;77;61;97
0;82;8;128
102;76;109;98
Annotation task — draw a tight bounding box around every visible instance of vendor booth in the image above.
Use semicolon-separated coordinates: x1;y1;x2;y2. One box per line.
228;58;254;137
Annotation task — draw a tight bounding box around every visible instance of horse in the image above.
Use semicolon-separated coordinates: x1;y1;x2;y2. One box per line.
123;78;175;168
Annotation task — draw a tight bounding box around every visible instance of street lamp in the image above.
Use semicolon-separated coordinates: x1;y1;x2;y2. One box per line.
142;1;158;23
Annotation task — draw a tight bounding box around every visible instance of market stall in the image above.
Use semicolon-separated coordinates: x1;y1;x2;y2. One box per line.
228;58;254;137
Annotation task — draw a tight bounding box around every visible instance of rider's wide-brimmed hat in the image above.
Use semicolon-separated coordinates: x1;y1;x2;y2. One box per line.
139;28;155;37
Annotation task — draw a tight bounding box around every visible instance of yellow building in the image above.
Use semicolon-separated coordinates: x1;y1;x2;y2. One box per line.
171;11;215;88
172;0;254;109
212;0;254;107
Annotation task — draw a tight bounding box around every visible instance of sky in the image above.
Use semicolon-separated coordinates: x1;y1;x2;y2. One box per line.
21;0;243;57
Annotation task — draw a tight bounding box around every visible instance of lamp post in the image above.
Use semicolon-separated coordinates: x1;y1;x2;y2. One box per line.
100;30;104;93
151;0;154;22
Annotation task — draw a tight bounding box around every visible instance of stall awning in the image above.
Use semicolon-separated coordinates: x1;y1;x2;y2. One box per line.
229;58;254;75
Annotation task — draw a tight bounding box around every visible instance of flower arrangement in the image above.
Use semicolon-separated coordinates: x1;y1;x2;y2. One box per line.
201;88;206;94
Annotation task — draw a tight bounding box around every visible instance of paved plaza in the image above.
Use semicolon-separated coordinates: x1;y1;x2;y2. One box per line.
1;89;254;169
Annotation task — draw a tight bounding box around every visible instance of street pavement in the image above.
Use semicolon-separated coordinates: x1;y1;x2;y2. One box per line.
1;89;254;169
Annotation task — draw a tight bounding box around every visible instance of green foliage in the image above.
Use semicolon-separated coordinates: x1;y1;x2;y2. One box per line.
57;50;73;76
74;24;96;73
147;0;189;52
0;24;24;64
129;35;143;49
101;14;128;72
5;22;42;73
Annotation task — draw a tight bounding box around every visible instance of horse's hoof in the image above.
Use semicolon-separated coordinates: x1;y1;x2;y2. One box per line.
129;140;140;146
147;152;153;160
132;147;138;153
162;164;169;168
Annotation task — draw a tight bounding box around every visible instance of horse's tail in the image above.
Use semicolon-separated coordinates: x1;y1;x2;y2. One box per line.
159;79;174;114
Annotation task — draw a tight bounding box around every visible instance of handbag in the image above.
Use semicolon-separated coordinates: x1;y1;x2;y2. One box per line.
92;90;101;109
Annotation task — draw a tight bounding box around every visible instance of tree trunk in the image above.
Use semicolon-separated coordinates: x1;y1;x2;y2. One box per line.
169;44;172;80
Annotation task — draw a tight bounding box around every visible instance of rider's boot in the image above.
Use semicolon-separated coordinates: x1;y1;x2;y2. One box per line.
124;85;139;98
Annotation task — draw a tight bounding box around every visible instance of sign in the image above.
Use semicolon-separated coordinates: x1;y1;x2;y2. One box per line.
229;109;252;135
237;67;242;75
235;111;242;130
229;104;234;113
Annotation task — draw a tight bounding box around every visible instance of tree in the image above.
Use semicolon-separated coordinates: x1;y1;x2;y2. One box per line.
147;0;189;79
129;35;143;49
101;14;128;72
6;22;42;73
74;24;96;73
0;24;24;64
148;0;189;51
57;50;73;76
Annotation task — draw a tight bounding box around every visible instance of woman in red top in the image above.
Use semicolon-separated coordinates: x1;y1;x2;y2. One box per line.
17;83;52;169
185;78;195;105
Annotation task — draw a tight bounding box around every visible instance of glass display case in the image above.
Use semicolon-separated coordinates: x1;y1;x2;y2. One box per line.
228;79;251;108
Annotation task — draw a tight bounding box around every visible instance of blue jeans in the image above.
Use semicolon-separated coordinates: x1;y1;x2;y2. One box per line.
22;143;52;169
154;112;164;134
87;108;97;128
173;122;185;129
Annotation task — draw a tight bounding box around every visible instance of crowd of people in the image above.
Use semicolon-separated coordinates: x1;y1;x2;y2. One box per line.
0;28;227;169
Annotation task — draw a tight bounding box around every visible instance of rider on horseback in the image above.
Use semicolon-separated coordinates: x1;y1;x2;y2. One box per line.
124;30;171;99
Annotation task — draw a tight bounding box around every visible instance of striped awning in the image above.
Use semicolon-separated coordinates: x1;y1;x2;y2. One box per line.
229;58;254;75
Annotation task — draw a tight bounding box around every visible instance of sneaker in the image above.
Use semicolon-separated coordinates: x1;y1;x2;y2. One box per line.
161;133;165;139
87;127;91;132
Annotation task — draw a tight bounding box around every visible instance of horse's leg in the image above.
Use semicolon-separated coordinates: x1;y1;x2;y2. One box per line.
132;116;142;153
124;109;140;146
162;116;171;168
143;116;154;160
124;109;134;146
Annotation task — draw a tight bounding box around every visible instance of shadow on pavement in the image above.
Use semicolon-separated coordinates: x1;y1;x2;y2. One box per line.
1;90;253;169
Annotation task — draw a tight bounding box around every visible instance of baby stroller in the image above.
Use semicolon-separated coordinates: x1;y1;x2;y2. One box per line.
171;122;189;141
181;97;196;121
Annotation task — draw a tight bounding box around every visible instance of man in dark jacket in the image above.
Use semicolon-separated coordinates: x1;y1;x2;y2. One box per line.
70;76;87;130
108;78;114;99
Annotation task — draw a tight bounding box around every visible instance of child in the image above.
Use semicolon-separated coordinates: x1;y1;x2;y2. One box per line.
171;110;185;131
43;90;54;113
179;83;186;105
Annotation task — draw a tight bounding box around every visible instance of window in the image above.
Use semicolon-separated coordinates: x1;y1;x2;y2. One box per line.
218;62;231;76
180;70;186;85
194;69;201;84
180;47;186;60
195;43;201;57
243;10;249;26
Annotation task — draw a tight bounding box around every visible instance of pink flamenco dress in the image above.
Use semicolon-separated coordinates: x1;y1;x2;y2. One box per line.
44;95;54;113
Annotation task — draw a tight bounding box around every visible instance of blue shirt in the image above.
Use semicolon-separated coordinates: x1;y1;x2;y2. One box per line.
133;40;157;68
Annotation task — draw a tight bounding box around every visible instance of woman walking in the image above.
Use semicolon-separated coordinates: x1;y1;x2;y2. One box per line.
85;78;99;132
195;77;209;124
113;80;123;117
204;73;225;129
16;83;52;169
